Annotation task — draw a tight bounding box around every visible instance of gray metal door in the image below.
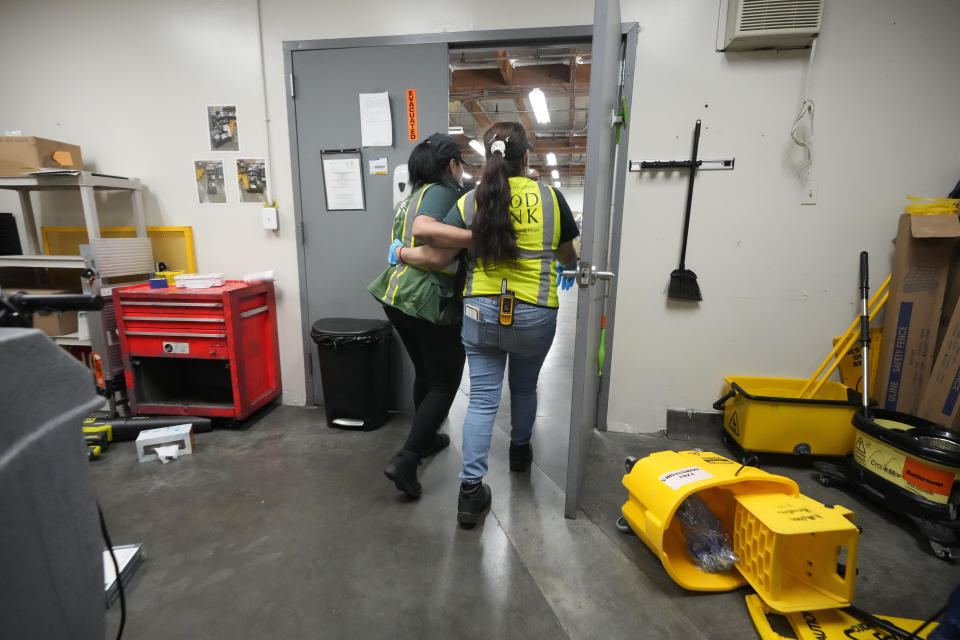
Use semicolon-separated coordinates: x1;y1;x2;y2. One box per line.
564;0;631;518
289;43;449;407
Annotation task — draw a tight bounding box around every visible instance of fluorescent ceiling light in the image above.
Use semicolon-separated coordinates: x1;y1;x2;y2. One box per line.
468;139;485;156
551;169;559;179
553;181;561;188
462;171;472;179
528;88;550;124
448;126;464;135
545;152;557;166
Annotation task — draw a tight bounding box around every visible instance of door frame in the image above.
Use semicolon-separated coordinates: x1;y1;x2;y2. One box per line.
283;23;639;407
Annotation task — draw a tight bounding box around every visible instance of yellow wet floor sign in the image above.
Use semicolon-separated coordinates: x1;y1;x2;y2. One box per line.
746;595;938;639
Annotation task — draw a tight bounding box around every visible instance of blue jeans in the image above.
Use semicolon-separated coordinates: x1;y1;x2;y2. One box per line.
459;297;558;482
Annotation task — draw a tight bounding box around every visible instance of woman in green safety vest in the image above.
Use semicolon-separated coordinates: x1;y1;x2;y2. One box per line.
366;133;471;500
396;122;579;528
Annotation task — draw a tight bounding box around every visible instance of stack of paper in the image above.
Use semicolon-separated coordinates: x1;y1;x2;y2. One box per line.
174;273;224;288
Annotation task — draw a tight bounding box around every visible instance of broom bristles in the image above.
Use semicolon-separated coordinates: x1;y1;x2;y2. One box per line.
669;269;702;301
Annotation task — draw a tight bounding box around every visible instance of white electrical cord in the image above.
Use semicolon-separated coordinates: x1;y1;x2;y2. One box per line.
791;38;817;176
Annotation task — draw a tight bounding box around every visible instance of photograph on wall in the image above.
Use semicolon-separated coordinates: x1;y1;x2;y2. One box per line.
194;160;226;204
236;158;268;203
207;105;239;151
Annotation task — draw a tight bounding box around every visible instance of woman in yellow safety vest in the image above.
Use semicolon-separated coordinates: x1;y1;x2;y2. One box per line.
397;122;579;527
367;133;471;500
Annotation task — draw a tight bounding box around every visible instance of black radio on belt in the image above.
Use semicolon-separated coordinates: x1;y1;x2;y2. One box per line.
499;279;515;326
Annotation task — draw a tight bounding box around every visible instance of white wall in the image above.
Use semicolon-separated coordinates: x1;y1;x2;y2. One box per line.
0;0;307;403
605;0;960;431
2;0;958;427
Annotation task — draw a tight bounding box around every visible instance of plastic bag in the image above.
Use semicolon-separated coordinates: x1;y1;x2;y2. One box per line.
676;494;738;573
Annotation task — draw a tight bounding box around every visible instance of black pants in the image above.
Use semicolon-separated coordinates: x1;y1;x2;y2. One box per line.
383;305;465;457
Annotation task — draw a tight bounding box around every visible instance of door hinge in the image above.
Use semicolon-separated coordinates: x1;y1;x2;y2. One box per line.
298;220;305;244
288;73;296;98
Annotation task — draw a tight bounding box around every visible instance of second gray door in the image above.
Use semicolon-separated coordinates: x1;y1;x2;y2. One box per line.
291;43;449;408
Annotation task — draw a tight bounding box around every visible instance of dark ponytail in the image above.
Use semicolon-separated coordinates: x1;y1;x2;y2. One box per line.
472;122;529;266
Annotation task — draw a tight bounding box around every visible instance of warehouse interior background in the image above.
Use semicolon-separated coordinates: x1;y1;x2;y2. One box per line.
2;0;959;433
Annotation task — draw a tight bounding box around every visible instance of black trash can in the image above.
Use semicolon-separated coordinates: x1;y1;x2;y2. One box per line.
310;318;392;430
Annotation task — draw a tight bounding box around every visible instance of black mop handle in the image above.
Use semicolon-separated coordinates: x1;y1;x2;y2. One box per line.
678;120;701;270
859;251;871;415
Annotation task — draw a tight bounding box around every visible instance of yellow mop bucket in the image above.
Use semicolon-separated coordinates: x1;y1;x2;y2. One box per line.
714;377;860;456
621;450;860;612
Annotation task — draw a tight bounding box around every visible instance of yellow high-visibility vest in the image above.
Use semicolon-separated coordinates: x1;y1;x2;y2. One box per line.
458;176;561;307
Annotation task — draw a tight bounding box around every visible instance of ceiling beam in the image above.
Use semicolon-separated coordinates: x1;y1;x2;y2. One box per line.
529;164;586;177
528;137;587;153
463;99;492;131
494;50;513;85
451;63;590;94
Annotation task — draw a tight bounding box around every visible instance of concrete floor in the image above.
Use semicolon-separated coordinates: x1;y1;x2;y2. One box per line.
92;287;957;638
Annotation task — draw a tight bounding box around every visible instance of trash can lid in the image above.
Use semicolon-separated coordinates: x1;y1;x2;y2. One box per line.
310;318;392;338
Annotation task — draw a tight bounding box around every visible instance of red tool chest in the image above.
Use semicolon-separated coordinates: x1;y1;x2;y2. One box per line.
114;281;282;420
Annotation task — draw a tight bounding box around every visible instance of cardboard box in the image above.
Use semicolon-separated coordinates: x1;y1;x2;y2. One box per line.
874;214;960;414
917;294;960;431
16;287;79;336
935;243;960;353
0;136;83;176
135;424;195;462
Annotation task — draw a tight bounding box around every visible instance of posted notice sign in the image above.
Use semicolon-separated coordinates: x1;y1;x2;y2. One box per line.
406;89;418;141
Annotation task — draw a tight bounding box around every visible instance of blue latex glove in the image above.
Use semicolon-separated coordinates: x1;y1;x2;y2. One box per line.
556;261;577;291
387;239;403;266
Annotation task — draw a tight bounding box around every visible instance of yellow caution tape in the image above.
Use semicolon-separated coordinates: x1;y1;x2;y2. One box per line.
905;196;959;215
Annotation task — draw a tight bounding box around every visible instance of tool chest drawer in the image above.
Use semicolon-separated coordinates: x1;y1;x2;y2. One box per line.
113;281;282;420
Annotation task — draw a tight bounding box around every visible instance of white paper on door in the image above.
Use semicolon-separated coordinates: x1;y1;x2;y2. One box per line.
358;92;392;147
322;155;365;211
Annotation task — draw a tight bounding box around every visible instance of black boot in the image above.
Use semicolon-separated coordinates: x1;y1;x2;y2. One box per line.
509;442;533;472
457;481;491;529
383;450;422;500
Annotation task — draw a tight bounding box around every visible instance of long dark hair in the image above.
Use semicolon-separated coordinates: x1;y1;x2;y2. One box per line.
408;134;461;191
472;122;529;265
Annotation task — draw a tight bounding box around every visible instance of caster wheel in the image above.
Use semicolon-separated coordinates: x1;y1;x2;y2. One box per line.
624;456;638;473
616;515;631;534
817;473;834;487
930;540;957;561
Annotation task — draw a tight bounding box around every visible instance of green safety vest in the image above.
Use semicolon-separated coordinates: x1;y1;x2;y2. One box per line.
367;183;461;325
458;177;561;307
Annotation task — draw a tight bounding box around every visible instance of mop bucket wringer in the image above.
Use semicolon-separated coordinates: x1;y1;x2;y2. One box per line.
620;450;860;613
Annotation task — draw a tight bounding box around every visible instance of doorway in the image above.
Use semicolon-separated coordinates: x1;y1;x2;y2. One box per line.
284;19;637;515
445;41;593;489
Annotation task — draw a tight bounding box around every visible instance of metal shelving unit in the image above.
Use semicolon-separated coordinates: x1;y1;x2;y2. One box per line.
0;171;155;413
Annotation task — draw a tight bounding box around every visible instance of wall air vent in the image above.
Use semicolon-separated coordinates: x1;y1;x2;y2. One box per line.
723;0;824;51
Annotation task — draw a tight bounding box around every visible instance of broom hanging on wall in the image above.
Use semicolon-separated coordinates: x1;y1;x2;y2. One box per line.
668;120;703;302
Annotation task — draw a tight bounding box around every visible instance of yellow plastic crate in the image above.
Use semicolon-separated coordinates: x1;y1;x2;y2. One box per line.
716;376;859;456
41;225;197;273
733;493;859;612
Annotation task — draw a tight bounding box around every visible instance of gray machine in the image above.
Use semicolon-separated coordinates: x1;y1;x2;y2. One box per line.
0;328;106;638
